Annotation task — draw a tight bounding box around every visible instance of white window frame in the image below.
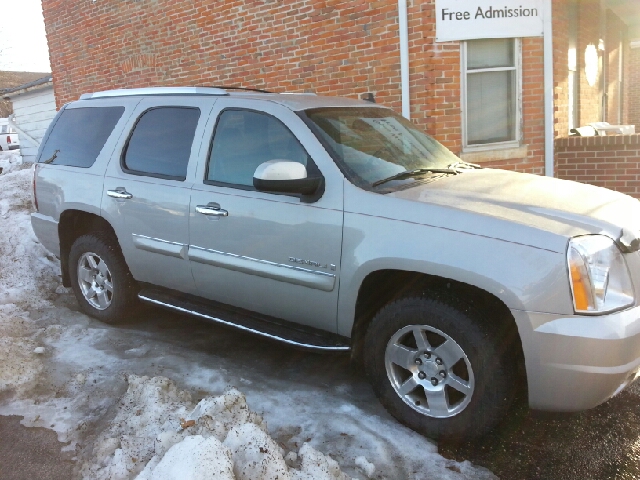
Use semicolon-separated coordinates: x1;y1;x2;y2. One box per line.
461;38;522;152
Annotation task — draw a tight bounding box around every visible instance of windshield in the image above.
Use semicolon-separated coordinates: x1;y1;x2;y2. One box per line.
304;107;461;190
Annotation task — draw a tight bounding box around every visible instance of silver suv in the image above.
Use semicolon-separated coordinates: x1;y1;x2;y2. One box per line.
31;87;640;440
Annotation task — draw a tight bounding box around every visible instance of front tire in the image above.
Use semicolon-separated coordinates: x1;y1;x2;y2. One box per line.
364;295;515;441
69;232;138;324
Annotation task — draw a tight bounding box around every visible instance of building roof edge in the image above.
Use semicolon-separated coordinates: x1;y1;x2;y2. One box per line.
2;75;53;96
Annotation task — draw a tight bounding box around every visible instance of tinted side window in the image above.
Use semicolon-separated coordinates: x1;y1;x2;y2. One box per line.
207;110;308;187
39;107;124;167
123;107;200;180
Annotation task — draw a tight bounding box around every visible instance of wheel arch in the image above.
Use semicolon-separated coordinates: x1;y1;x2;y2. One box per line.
350;269;526;390
58;210;118;287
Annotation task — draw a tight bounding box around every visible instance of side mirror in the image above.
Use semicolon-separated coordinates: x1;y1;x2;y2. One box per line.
253;160;322;195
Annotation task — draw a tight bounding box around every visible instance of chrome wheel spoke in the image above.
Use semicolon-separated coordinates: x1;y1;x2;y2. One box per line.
87;255;99;270
447;373;472;396
85;286;97;299
96;291;109;309
97;260;109;276
78;267;94;283
387;343;417;370
425;388;450;416
398;376;419;396
412;327;431;352
103;279;113;293
433;339;464;367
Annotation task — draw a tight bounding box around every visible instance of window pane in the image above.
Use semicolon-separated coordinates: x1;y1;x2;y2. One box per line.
467;39;514;69
208;110;308;187
39;107;124;167
467;70;516;145
124;107;200;179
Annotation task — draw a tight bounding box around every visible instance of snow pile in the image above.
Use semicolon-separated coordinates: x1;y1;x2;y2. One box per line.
0;305;43;395
354;456;376;478
0;151;59;311
0;152;58;396
85;375;353;480
139;435;234;480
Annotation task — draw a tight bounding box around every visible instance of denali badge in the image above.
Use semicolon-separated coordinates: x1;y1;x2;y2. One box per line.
289;257;337;271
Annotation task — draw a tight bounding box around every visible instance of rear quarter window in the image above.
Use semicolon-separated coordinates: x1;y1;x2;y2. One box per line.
39;106;125;168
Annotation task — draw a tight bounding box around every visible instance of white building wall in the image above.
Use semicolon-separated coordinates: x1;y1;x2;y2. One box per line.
8;85;56;163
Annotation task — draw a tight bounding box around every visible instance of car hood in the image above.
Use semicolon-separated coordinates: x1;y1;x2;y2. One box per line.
386;169;640;253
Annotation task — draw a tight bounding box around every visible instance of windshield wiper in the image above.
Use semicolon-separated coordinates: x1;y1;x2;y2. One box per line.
372;167;458;187
448;161;482;171
41;149;60;165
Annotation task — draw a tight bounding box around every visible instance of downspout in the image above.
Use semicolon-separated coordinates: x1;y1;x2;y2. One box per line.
398;0;410;119
544;0;555;177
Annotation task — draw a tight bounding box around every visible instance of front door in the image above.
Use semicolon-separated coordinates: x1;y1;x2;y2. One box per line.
189;99;344;332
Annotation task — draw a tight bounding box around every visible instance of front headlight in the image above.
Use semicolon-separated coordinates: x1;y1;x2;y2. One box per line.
568;235;635;314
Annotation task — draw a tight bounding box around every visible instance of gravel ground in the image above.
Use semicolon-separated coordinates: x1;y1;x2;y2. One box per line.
440;381;640;479
0;415;75;480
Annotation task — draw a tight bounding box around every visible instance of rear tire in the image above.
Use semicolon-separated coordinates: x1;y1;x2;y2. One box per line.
364;295;515;441
69;232;138;324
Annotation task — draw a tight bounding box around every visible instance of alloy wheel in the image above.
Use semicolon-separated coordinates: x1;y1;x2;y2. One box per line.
77;252;114;310
384;324;475;418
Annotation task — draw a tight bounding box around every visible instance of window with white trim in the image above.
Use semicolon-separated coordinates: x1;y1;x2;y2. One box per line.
462;38;521;149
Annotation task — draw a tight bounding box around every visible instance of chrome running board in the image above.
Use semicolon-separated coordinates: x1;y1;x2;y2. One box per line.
138;288;350;352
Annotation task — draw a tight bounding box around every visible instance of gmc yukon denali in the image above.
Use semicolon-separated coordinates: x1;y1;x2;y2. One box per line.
31;87;640;440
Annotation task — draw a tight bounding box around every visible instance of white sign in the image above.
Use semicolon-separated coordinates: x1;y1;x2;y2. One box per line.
436;0;545;42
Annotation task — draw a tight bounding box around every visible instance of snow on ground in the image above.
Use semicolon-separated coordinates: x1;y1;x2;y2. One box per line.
0;150;496;479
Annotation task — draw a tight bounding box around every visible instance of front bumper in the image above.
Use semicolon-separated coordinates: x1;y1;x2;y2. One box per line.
512;305;640;411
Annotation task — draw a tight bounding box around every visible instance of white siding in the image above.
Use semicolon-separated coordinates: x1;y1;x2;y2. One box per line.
9;86;56;163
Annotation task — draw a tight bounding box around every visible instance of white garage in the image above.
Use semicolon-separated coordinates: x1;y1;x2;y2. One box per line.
3;76;56;163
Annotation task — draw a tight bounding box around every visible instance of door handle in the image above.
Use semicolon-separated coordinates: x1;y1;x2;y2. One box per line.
107;188;133;200
196;203;228;217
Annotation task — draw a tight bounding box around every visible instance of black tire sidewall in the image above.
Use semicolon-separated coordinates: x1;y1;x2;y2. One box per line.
69;233;137;324
364;296;513;441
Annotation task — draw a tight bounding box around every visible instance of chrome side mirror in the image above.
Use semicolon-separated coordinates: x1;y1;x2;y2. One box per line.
253;160;322;195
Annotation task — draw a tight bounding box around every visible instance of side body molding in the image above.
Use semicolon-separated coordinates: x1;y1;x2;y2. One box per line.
132;234;188;260
188;246;336;292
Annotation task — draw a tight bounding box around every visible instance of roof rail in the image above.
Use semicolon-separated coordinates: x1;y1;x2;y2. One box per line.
79;87;229;100
205;86;273;93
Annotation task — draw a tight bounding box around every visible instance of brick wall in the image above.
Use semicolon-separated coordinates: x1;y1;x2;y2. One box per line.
556;135;640;198
43;1;403;110
516;37;545;175
629;45;640;127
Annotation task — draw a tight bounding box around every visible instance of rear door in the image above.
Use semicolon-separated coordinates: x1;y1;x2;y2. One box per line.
188;99;345;332
102;97;216;294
